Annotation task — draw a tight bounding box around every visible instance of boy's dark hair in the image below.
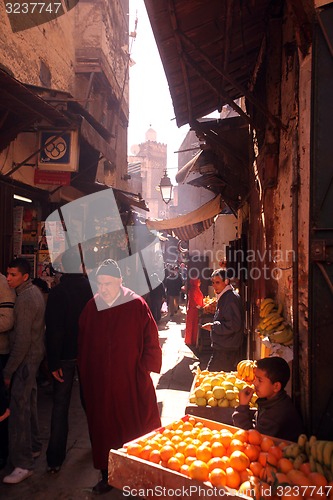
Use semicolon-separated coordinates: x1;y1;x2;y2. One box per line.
256;356;290;389
211;268;227;281
8;257;31;277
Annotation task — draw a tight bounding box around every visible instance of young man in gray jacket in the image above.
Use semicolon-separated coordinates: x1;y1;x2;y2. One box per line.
0;273;15;469
202;268;245;372
3;258;45;485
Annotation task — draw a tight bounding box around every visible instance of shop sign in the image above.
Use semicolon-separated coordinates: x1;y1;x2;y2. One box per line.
38;130;79;172
34;170;71;186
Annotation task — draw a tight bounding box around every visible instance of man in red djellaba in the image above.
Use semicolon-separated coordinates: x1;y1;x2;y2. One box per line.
78;259;162;495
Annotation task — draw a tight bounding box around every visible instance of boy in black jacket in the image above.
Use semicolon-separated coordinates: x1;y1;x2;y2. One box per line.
232;356;305;442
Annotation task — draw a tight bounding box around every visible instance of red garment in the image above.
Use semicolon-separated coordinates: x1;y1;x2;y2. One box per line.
185;279;204;345
78;286;162;470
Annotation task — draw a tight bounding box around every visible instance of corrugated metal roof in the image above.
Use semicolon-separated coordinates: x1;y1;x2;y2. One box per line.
144;0;274;127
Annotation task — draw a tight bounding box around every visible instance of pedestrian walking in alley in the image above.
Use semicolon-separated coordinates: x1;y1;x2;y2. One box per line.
78;259;162;495
45;247;93;474
148;273;166;323
185;278;204;346
202;268;245;372
3;258;45;485
165;266;183;317
0;272;15;470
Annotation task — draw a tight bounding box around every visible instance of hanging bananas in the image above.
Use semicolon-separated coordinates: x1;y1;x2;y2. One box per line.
257;298;293;346
236;359;257;383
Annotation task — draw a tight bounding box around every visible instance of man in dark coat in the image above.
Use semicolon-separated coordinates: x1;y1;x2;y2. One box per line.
202;268;244;372
45;247;93;473
78;259;162;495
148;273;165;323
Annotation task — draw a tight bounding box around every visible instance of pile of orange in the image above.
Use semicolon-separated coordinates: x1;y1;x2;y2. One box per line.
125;417;333;498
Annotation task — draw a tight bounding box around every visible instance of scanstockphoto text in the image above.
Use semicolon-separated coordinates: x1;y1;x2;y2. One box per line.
122;484;246;497
122;485;333;497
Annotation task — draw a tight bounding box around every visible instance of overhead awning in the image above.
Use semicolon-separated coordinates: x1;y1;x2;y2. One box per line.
176;149;217;184
49;185;86;204
23;85;116;165
80;118;116;165
146;194;222;240
175;117;251;212
51;181;149;212
143;0;273;128
0;68;71;151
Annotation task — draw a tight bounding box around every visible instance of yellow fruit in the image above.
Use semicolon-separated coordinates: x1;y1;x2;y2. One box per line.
196;397;207;406
229;399;239;408
251;394;258;404
234;379;246;390
207;397;218;407
194;387;205;398
222;382;234;391
210;377;222;387
218;398;230;407
225;389;237;400
212;386;225;399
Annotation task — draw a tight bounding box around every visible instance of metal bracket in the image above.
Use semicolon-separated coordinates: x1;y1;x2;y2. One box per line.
311;239;333;261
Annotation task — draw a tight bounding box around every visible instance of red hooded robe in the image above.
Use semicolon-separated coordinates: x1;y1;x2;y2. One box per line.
185;278;204;345
78;286;162;470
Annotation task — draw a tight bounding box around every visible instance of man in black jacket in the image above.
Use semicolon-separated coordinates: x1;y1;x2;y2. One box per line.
202;268;244;372
45;247;93;473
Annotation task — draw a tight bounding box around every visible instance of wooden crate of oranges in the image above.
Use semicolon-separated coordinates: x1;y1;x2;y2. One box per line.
109;415;333;499
108;415;293;499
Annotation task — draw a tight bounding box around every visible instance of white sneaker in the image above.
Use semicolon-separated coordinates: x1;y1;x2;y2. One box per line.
3;467;33;484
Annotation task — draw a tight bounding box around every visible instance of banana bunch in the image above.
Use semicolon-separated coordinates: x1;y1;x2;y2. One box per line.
283;439;308;469
268;326;293;346
283;433;333;481
237;359;257;383
257;298;293;346
306;435;333;481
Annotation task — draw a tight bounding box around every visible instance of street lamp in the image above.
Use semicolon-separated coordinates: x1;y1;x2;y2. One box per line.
159;170;173;204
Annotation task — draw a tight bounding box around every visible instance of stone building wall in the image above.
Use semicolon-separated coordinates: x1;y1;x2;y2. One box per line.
246;3;311;417
0;3;76;91
0;0;130;189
